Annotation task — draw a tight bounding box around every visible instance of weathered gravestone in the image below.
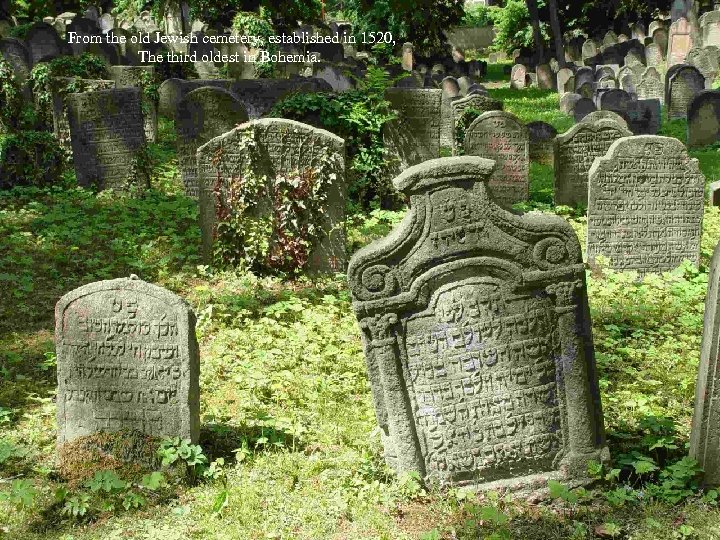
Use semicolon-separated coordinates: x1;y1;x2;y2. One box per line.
463;111;529;207
66;88;148;190
55;275;200;445
599;89;633;118
450;93;503;151
702;11;720;47
604;30;619;48
637;67;665;103
537;64;554;90
691;239;720;487
653;27;670;58
560;93;582;115
25;22;67;64
554;120;632;206
645;43;663;67
583;39;599;61
197;119;347;274
587;135;704;274
627;99;662;135
557;68;575;94
667;64;705;119
0;38;31;89
688;90;720;148
527;121;557;166
176;87;248;198
402;42;413;71
668;17;694;66
580;110;630;129
108;65;158;143
686;47;719;87
575;67;595;90
66;17;101;55
441;77;461;148
347;155;608;490
384;88;442;174
51;78;115;153
573;97;598;121
510;64;528;89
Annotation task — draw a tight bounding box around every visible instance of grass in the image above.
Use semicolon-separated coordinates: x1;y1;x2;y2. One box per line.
4;71;720;540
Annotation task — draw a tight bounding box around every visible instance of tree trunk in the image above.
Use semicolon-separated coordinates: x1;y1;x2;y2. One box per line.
547;0;565;68
526;0;545;65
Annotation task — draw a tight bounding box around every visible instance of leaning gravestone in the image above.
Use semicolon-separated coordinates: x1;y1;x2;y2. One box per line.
384;88;442;175
587;135;704;274
668;17;693;66
346;155;608;490
66;88;148;190
176;87;248;198
108;65;158;143
197;118;347;274
688;90;720;148
691;240;720;487
55;275;200;445
463;111;529;207
667;65;705;119
554;120;632;206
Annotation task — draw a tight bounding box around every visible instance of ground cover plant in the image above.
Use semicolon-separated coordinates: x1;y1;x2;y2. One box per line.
5;64;720;540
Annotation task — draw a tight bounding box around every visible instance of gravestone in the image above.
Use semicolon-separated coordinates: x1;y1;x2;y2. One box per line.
597;75;618;89
580;110;630;129
691;239;720;487
583;39;599;61
686;47;719;88
108;65;158;143
527;121;557;166
637;67;665;103
587;135;704;274
510;64;528;89
573;97;598;121
595;65;618;80
710;180;720;206
402;42;413;71
599;89;633;117
560;92;582;115
604;30;619;47
688;90;720;147
26;22;67;64
188;32;221;78
66;17;101;55
384;88;442;174
0;38;31;85
55;275;200;445
557;68;575;94
620;73;637;95
450;93;503;134
554;120;631;206
668;65;705;119
463;111;529;207
441;77;461;148
347;155;608;490
577;82;595;99
51;78;115;153
627;99;662;135
176;87;248;198
197;118;347;274
66;88;148;190
668;17;693;66
645;43;663;66
701;10;720;47
537;64;554;90
457;76;473;95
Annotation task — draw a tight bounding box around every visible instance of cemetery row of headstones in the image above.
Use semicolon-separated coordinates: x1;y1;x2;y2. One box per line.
55;145;717;492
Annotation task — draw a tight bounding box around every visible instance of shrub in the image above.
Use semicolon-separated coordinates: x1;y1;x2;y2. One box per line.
270;66;400;209
462;4;500;27
232;10;277;78
0;57;22;133
491;0;549;54
0;131;64;189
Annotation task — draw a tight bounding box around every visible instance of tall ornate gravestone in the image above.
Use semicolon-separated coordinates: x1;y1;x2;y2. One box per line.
347;156;608;490
384;88;442;175
554;120;631;206
667;65;705;119
668;18;694;66
463;111;529;207
108;65;158;143
176;87;248;198
196;119;347;274
66;88;148;190
688;90;720;148
55;275;200;446
691;240;720;487
587;136;704;274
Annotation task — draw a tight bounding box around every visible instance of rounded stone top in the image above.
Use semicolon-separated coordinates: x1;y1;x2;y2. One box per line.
392;156;496;194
